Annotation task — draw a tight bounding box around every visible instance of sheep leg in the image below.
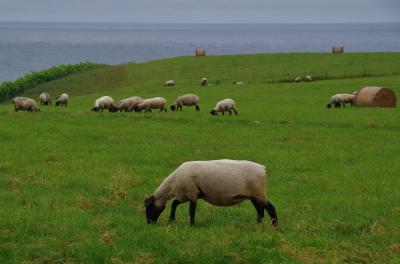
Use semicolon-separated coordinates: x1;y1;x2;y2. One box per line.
168;199;182;222
189;201;197;226
228;110;232;115
179;105;182;111
264;201;278;227
222;111;225;116
251;199;265;223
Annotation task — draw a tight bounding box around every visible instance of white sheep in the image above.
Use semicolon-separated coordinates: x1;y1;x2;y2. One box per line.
294;77;301;83
135;97;167;112
39;92;52;105
55;93;69;107
210;98;238;116
201;77;207;87
170;94;200;112
164;80;175;87
326;94;356;108
305;75;313;82
110;96;142;112
12;97;40;112
233;81;244;85
91;96;114;111
145;159;278;226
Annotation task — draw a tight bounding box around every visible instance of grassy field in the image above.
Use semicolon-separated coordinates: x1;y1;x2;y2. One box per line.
0;53;400;263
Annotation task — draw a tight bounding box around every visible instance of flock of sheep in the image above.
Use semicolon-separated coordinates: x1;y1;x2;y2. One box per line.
10;78;239;116
11;92;69;112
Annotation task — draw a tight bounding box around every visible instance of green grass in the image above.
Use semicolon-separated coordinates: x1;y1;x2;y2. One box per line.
0;53;400;263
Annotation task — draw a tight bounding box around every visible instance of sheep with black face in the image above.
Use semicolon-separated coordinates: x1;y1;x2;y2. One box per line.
55;93;69;107
12;97;40;112
210;98;237;116
39;92;52;105
170;94;200;112
145;160;278;226
91;96;114;112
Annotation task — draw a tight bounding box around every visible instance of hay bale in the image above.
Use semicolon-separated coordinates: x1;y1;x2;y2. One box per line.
355;87;397;108
332;45;344;54
195;48;206;56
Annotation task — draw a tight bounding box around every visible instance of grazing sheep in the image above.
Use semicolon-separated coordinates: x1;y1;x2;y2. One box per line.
109;96;142;112
127;99;145;112
294;77;301;82
164;80;175;87
201;77;207;87
210;99;237;116
39;92;52;105
352;90;359;95
170;94;200;112
91;96;114;112
55;93;69;107
305;75;313;82
326;94;356;108
233;81;244;85
144;159;278;226
12;97;40;112
135;97;167;112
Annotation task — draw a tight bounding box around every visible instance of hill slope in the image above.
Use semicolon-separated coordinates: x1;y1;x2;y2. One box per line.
0;53;399;263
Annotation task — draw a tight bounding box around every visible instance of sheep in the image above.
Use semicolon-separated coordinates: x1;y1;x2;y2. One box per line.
304;75;313;82
55;93;69;107
352;90;359;95
39;92;52;105
294;77;301;82
135;97;167;112
12;97;40;112
91;96;114;112
326;94;356;108
210;99;237;116
127;99;145;112
233;81;244;85
144;159;278;226
164;80;175;87
109;96;142;112
170;94;200;112
201;77;207;87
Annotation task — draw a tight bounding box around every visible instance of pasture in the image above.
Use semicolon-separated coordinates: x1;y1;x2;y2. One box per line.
0;53;400;263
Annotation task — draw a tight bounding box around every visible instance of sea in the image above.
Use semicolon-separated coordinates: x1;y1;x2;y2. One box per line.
0;22;399;82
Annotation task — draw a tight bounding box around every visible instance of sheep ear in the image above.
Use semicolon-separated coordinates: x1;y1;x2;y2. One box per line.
144;196;155;207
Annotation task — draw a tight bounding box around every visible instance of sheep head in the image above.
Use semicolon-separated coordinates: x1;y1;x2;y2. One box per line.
210;110;217;116
144;195;165;224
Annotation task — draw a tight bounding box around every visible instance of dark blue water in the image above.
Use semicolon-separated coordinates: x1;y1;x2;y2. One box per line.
1;22;399;82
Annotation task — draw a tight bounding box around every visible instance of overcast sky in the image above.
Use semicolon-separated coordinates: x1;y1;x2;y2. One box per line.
0;0;399;24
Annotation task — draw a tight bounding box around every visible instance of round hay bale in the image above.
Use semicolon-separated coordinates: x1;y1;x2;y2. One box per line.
332;45;344;54
355;87;397;108
195;48;206;56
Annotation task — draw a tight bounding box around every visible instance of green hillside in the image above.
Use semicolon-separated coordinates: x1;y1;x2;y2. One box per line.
0;53;399;263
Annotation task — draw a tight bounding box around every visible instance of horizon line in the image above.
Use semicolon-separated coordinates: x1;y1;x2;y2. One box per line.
1;20;400;25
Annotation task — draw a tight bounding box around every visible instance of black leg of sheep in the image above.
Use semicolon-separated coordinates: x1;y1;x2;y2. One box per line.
251;199;265;223
189;201;197;226
169;199;182;222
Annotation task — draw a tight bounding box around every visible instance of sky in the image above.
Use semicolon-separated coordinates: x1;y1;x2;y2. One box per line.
0;0;399;24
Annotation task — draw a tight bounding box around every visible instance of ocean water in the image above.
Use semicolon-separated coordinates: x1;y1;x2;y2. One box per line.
0;22;399;82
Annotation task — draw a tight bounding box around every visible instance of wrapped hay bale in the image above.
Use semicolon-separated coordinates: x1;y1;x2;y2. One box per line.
355;87;396;108
332;45;344;54
195;48;206;56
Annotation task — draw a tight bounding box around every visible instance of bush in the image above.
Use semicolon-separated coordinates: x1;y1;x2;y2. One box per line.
0;62;105;101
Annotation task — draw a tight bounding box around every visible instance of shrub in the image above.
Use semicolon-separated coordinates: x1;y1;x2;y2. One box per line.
0;62;106;101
